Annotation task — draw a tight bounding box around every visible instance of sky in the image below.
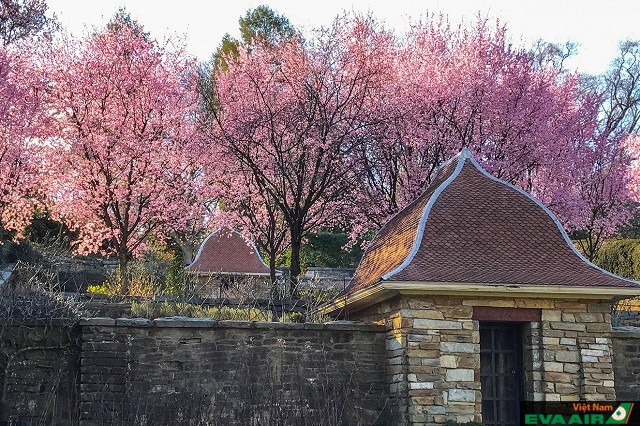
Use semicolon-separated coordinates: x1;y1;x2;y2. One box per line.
46;0;640;75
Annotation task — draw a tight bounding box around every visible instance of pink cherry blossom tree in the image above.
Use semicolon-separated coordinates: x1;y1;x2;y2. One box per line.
222;172;289;288
0;46;46;240
357;18;601;228
210;16;393;290
44;16;203;293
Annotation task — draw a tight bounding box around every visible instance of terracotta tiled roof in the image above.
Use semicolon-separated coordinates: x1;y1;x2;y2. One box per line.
186;227;270;275
346;149;639;295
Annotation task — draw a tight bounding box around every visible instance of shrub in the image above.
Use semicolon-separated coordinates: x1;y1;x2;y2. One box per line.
594;238;640;279
130;301;271;321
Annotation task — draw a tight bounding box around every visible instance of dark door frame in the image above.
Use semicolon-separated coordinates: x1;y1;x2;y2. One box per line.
479;321;526;426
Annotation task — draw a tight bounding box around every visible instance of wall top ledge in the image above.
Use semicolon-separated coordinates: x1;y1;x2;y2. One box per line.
78;317;385;332
612;326;640;338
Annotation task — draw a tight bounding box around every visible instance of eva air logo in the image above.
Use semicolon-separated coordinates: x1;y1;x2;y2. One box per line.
606;403;634;424
523;402;636;425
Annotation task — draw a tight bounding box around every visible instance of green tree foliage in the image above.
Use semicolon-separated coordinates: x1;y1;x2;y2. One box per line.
594;238;640;279
213;5;296;71
238;5;296;46
300;230;364;269
213;33;240;72
105;8;148;39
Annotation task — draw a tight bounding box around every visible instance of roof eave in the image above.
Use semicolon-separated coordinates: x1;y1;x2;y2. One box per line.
383;281;640;300
318;280;640;317
187;270;273;277
315;282;397;317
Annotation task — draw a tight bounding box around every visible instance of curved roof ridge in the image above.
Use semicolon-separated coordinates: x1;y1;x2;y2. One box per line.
343;150;467;293
187;226;270;274
464;154;639;286
188;227;224;268
382;150;469;280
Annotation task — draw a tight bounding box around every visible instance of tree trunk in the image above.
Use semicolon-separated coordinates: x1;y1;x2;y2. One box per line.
269;253;278;298
289;237;301;297
118;251;129;295
181;243;195;266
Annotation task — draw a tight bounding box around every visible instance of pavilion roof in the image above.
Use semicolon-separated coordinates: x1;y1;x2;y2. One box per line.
186;227;270;276
345;149;639;297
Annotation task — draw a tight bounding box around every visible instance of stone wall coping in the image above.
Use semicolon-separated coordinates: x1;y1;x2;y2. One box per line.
79;317;385;332
612;326;640;338
0;318;78;327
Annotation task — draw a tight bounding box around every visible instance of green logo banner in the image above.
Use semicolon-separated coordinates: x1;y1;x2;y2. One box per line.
521;402;638;425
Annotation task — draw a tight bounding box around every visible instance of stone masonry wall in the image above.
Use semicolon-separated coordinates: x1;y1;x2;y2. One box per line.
3;307;637;425
78;318;390;425
353;295;617;425
611;326;640;399
0;320;80;425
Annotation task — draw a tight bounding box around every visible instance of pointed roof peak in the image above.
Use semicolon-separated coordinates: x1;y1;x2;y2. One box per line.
187;227;270;275
344;150;639;298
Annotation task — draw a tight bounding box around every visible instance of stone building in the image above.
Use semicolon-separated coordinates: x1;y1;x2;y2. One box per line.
320;149;640;425
186;227;273;298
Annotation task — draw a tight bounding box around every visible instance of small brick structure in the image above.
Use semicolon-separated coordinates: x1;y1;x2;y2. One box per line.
320;149;640;425
186;227;275;298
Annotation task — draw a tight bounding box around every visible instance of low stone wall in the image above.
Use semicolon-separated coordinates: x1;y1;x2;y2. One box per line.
0;320;80;425
79;318;390;425
2;316;640;425
611;326;640;399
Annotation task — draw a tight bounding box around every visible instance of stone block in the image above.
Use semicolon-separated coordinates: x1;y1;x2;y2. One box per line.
400;309;444;319
549;322;586;332
560;395;581;401
457;355;478;369
541;310;562;321
544;372;572;383
575;313;604;323
115;317;152;327
80;317;116;326
564;363;580;374
543;337;560;345
581;349;606;357
448;389;475;402
587;303;612;313
413;319;462;330
515;299;554;308
586;323;611;333
445;369;474;382
545;362;564;372
440;355;457;368
555;351;579;363
386;337;404;351
409;382;434;390
555;301;587;310
440;342;476;353
440;306;473;319
589;344;609;351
